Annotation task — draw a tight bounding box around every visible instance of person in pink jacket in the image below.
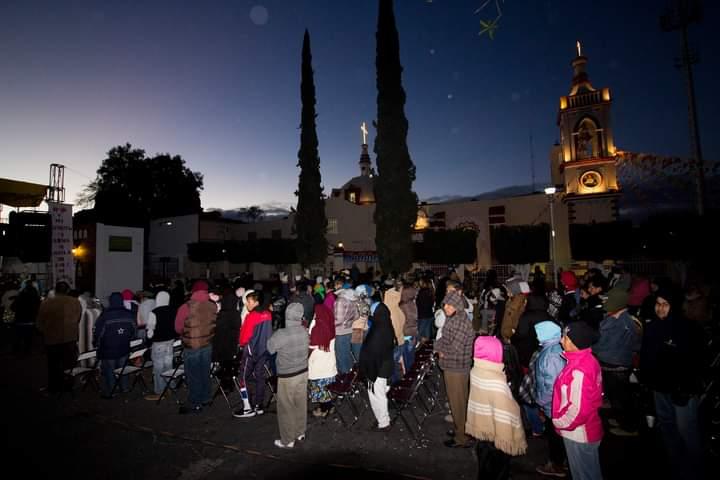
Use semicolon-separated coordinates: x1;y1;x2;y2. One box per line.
552;321;603;480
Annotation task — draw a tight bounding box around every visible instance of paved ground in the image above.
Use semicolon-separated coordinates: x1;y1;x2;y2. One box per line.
2;336;716;479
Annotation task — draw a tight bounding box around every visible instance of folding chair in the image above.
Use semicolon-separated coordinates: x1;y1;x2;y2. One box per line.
263;363;278;409
388;361;434;442
327;368;367;427
111;347;150;396
63;350;100;396
157;340;186;404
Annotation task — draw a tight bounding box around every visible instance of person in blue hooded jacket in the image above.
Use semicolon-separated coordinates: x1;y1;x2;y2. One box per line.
93;292;137;397
532;321;568;478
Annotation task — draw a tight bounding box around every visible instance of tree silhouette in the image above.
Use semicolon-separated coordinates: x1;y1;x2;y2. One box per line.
294;29;328;266
373;0;418;274
80;143;203;227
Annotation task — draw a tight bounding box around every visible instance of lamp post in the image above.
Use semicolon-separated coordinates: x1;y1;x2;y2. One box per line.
544;187;558;290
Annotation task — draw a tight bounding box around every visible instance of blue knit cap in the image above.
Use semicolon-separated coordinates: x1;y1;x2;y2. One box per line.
534;321;561;343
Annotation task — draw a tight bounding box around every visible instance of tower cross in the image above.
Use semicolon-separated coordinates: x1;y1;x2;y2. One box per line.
576;40;582;57
361;121;368;145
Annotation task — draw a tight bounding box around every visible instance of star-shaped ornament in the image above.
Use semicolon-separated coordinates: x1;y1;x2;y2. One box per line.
479;17;499;40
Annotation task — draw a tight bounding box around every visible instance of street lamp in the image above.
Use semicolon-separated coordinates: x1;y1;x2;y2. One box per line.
544;187;558;290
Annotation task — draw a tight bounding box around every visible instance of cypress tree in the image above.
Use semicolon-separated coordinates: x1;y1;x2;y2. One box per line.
373;0;418;274
295;29;328;267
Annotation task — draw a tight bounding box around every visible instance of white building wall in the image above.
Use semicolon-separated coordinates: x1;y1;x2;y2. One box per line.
94;223;144;305
148;214;199;274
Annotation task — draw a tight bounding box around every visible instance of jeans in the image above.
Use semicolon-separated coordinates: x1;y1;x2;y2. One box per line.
101;355;129;396
402;336;416;371
350;341;362;365
151;340;174;395
334;333;353;374
602;365;638;431
46;342;77;393
522;403;544;435
563;438;602;480
183;345;212;408
392;345;404;384
654;391;702;479
418;317;433;340
545;416;566;466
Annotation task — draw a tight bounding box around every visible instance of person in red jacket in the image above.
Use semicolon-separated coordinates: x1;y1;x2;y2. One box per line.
233;291;273;418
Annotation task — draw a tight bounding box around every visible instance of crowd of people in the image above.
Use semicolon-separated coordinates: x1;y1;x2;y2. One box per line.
1;264;717;479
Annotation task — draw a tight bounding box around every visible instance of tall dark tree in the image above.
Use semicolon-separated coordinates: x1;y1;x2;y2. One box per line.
373;0;418;274
294;30;328;266
79;143;203;227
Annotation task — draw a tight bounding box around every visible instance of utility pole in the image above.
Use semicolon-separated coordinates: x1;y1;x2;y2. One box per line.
661;0;705;216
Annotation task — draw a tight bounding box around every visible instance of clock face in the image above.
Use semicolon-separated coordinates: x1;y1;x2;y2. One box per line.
580;170;603;189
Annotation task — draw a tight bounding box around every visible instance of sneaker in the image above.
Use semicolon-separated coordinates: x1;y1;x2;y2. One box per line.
274;439;295;449
312;407;326;418
371;424;391;432
536;462;567;477
233;408;257;418
254;406;264;416
444;414;454;424
144;394;161;401
608;418;620;427
609;427;639;437
296;434;306;442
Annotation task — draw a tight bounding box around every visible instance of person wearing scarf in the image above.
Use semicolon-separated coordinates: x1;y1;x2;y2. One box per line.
308;298;337;417
359;293;396;431
466;336;527;479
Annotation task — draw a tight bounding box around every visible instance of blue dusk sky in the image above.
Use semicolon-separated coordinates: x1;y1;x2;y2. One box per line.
1;0;718;211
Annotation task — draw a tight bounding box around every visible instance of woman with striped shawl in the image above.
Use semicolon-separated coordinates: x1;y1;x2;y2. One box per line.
466;335;527;479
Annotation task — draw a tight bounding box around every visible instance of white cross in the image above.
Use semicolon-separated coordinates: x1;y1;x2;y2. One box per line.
361;121;368;145
576;40;582;57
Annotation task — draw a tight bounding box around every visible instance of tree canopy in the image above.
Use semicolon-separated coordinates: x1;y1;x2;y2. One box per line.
79;143;203;227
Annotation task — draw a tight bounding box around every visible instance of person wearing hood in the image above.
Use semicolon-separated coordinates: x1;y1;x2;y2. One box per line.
212;289;243;391
359;292;396;432
289;281;314;327
267;303;309;449
552;322;603;480
94;292;137;398
557;271;581;326
234;290;273;418
593;287;642;436
309;297;338;418
136;292;155;341
466;336;528;479
37;281;82;393
144;290;177;400
121;289;139;316
334;287;359;374
640;287;705;480
434;291;476;448
531;321;568;478
510;291;547;368
174;280;216;414
350;284;372;362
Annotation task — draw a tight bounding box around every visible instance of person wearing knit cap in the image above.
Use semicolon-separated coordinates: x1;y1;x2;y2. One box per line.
557;271;580;326
552;321;603;480
434;290;476;448
532;321;568;477
466;335;527;478
640;286;705;480
593;287;642;436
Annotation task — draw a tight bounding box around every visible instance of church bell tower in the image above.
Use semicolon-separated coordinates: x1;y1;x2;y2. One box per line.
556;42;620;223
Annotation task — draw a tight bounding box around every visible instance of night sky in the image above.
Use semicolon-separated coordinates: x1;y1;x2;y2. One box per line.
1;0;718;211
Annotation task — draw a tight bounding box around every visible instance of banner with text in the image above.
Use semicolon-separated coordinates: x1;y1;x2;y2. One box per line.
48;202;75;288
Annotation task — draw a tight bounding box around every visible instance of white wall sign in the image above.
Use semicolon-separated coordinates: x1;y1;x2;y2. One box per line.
48;202;75;288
